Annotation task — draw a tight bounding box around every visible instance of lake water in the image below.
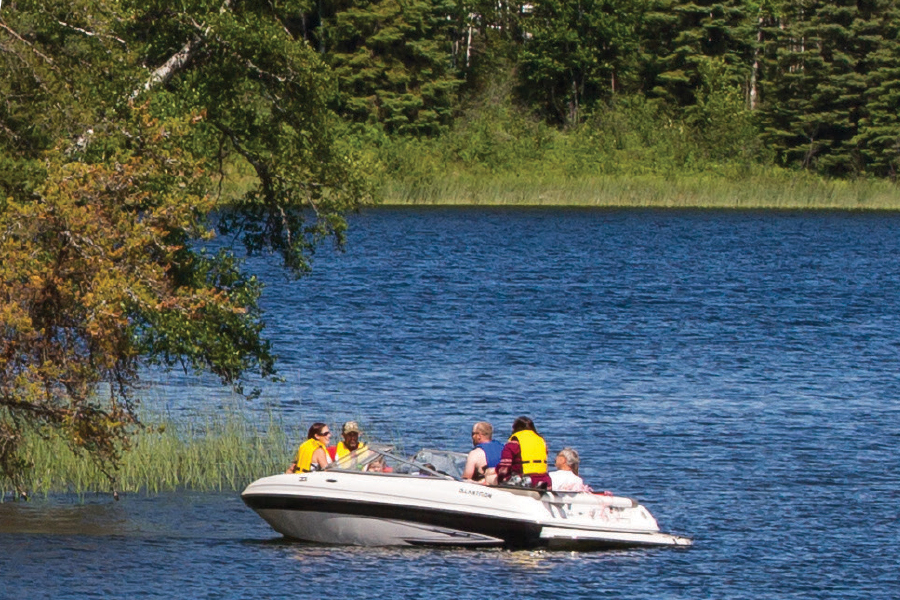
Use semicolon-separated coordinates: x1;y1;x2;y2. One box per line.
2;207;899;599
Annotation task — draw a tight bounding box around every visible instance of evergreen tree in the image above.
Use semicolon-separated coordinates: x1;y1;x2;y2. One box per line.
853;1;900;178
758;1;886;174
323;0;462;134
518;0;642;125
635;0;679;99
640;0;755;108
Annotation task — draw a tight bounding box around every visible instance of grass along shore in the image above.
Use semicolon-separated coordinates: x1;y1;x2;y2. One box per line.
1;409;294;499
356;95;900;210
221;116;900;211
379;173;900;210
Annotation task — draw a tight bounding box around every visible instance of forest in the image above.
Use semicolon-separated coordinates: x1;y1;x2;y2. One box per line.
298;0;900;183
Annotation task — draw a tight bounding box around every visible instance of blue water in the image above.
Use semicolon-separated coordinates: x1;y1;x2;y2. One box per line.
2;208;899;599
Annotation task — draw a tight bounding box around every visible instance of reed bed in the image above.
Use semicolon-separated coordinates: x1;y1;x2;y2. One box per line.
1;408;294;499
381;173;900;210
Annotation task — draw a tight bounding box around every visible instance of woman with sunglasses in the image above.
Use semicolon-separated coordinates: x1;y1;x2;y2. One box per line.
287;422;333;473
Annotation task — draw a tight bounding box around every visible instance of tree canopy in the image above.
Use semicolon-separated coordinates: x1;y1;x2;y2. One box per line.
0;0;371;493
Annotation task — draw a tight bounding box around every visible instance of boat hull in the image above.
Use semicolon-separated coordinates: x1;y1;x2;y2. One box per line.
242;472;692;550
244;493;536;547
249;507;508;547
538;526;694;550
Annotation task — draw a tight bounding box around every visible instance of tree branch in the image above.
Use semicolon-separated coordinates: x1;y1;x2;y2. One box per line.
130;36;199;101
128;0;232;102
0;21;58;69
56;19;126;46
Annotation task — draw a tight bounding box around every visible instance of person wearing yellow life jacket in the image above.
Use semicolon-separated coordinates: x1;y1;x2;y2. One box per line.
496;416;552;489
329;420;368;461
287;422;332;473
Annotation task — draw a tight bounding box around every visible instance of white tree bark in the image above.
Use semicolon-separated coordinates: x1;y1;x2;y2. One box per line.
749;16;763;111
130;37;198;101
130;0;232;101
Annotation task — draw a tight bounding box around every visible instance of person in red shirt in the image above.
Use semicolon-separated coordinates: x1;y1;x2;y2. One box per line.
496;416;552;489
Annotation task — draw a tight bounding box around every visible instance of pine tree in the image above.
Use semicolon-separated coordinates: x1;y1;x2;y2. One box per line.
758;1;889;174
323;0;462;135
853;1;900;178
518;0;642;125
642;0;755;108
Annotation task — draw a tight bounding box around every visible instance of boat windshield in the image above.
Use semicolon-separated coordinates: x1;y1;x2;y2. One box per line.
326;446;467;480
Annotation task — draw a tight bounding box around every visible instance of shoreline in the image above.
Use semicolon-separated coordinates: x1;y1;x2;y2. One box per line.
378;174;900;210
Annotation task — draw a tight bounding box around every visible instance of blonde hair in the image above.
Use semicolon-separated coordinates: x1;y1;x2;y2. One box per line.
473;421;493;439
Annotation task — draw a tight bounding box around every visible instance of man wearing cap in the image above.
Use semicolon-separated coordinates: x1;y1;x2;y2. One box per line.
331;421;367;461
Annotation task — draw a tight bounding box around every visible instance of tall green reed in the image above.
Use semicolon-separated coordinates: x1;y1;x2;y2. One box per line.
1;407;293;498
382;172;900;210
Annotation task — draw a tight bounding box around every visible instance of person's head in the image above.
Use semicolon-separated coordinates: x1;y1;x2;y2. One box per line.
511;416;536;434
471;421;493;446
342;421;361;450
555;448;580;475
307;422;332;443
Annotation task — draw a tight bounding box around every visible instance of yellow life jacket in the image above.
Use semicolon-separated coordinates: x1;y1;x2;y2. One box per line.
509;429;547;475
336;440;367;460
295;437;327;472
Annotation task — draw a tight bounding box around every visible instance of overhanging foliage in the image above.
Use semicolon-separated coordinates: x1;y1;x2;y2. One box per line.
0;0;371;494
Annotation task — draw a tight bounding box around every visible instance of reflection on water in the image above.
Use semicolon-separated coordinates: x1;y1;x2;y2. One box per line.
280;544;563;572
0;492;252;540
0;499;129;536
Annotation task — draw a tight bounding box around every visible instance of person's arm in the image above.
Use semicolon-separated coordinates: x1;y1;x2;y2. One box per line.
286;446;301;473
496;442;517;483
312;447;329;470
462;448;485;481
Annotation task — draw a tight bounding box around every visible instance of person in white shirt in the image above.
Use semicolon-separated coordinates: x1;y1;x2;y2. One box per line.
549;447;591;492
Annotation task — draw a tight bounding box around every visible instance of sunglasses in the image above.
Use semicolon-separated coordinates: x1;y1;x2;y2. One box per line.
318;431;332;436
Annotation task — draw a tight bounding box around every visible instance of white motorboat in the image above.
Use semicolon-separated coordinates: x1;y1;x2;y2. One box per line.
242;447;692;550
